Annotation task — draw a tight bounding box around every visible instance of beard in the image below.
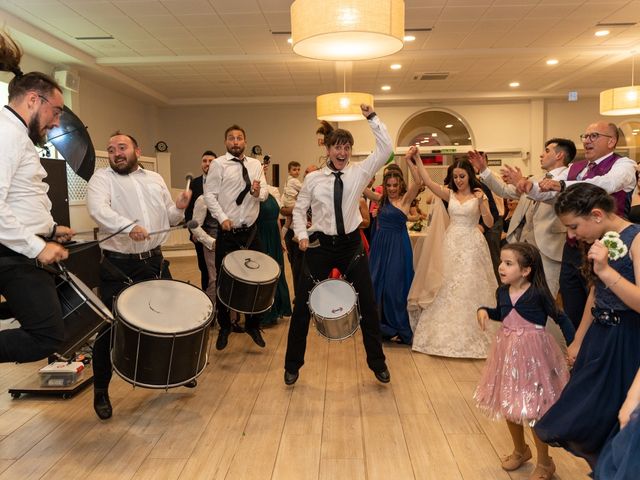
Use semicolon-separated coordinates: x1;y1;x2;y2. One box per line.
227;145;245;157
110;153;138;175
27;111;47;146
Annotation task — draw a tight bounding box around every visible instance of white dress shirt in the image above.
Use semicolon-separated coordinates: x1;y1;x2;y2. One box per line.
203;152;268;227
528;155;636;203
525;166;569;202
0;107;55;258
87;166;184;253
189;196;215;250
293;115;393;240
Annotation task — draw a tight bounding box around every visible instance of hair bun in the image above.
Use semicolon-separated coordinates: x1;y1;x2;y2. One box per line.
11;66;23;78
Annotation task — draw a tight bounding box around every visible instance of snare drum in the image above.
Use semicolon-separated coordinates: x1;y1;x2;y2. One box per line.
56;271;113;358
111;279;213;389
308;278;360;340
217;250;280;314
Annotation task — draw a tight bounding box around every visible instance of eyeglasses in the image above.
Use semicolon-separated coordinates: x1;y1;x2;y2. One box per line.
579;132;613;142
38;95;63;119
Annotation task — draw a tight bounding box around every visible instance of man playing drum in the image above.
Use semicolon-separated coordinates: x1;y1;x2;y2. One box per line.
203;125;269;351
86;131;191;420
0;32;75;363
283;104;392;386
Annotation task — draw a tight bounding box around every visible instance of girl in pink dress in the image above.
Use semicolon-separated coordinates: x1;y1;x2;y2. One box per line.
475;243;575;480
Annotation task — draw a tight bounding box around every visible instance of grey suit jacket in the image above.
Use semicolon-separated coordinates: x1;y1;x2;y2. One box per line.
481;171;566;262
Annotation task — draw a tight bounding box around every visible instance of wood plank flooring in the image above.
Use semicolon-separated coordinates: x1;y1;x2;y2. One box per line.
0;257;590;479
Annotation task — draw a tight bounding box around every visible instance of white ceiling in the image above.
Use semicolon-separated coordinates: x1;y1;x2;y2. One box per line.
2;0;640;106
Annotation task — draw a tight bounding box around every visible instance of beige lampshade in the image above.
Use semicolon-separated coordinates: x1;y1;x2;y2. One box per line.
291;0;405;61
600;86;640;115
316;92;374;122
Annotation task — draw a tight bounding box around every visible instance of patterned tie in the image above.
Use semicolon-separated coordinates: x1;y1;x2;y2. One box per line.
333;171;345;235
585;161;597;178
232;157;251;205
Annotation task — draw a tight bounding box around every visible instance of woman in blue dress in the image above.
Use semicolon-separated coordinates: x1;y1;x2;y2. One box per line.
595;367;640;479
533;184;640;472
367;148;422;344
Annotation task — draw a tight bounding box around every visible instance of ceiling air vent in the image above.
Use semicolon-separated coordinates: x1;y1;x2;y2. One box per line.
414;72;449;81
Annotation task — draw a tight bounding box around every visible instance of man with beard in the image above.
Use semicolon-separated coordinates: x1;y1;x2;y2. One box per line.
203;125;268;351
0;32;75;363
86;131;191;419
185;150;216;290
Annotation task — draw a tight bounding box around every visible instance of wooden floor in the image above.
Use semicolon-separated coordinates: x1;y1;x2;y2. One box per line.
0;257;590;479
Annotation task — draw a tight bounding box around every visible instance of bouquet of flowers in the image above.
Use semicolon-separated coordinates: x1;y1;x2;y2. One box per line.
601;231;628;261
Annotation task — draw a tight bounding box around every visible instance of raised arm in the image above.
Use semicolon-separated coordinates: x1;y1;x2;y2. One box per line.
411;147;450;202
401;151;424;210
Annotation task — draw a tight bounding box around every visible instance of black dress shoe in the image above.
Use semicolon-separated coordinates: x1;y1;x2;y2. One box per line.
374;368;391;384
93;391;112;420
284;370;299;385
246;327;266;348
184;379;197;388
216;329;230;350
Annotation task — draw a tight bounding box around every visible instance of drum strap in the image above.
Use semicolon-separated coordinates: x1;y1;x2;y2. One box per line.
303;246;366;285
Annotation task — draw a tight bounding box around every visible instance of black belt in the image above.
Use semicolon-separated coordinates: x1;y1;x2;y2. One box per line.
592;306;622;326
226;224;254;234
103;246;162;260
311;230;360;245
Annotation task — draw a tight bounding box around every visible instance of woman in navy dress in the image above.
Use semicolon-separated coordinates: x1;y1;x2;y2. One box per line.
595;367;640;479
534;184;640;471
368;148;422;344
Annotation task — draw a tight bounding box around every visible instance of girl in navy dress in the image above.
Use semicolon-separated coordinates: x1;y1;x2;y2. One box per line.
367;147;422;344
595;367;640;479
475;242;574;480
534;184;640;471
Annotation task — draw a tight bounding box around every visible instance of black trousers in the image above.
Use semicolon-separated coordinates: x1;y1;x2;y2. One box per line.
483;218;503;283
192;240;209;290
284;229;302;297
92;254;170;389
559;242;589;330
215;226;263;332
0;254;64;363
284;230;386;374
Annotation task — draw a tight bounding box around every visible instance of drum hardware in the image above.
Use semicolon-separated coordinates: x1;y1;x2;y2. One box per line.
217;250;280;314
111;279;213;389
308;278;361;341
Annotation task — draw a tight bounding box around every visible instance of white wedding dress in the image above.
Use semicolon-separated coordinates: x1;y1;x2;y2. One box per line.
411;194;498;358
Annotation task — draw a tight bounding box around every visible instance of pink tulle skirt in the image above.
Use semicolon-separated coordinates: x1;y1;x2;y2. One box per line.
474;317;570;426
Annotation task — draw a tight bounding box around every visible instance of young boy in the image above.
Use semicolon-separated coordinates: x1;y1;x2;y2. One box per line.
280;161;302;236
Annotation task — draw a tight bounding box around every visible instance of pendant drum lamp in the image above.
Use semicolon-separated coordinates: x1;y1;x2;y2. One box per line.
291;0;405;61
317;92;374;121
600;54;640;116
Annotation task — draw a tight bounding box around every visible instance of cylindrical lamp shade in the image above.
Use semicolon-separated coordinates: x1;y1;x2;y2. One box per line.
600;86;640;115
317;93;374;122
291;0;404;61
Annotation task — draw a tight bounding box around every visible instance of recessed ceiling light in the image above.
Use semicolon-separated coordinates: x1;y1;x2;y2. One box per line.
445;124;453;128
431;133;437;137
467;137;471;140
287;38;293;44
595;30;610;37
390;64;402;70
454;142;459;146
403;35;416;42
509;82;520;87
381;85;391;91
546;59;559;65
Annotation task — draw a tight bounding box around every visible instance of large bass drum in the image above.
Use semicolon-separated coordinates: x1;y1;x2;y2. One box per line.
308;278;360;341
111;279;213;389
217;250;280;314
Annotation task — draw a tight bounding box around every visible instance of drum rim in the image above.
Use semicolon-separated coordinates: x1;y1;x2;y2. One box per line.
216;287;275;314
113;278;214;334
62;272;114;322
221;250;281;282
111;358;207;389
219;265;280;285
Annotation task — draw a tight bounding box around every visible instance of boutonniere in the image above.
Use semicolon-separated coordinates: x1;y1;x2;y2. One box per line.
601;231;628;261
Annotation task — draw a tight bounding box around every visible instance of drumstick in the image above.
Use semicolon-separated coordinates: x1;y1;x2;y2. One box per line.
146;220;198;236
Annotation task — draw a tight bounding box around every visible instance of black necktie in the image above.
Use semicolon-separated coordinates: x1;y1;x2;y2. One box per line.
232;157;251;205
333;171;345;235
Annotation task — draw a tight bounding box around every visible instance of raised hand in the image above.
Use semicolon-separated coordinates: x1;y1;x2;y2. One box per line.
467;150;488;173
360;104;374;117
500;165;524;187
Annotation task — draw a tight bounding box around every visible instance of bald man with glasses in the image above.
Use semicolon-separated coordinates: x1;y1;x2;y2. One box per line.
502;121;637;328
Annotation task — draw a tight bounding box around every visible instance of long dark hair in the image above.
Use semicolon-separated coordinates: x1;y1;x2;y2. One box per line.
0;31;61;101
444;159;483;192
555;184;618;285
380;171;407;206
501;242;562;322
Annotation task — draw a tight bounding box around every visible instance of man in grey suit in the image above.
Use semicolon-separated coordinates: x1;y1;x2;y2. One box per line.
468;138;576;297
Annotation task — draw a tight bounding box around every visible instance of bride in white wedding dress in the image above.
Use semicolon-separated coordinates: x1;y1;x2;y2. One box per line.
410;149;498;358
